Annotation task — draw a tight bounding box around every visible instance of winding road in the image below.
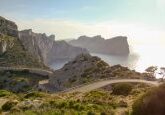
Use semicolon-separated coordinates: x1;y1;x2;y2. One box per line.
39;78;161;93
2;66;160;93
65;79;160;93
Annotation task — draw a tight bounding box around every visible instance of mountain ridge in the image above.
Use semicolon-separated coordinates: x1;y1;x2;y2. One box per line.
69;35;130;55
19;29;89;65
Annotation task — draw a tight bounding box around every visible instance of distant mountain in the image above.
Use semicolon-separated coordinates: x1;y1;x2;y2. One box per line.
69;35;130;55
19;29;88;65
0;16;47;68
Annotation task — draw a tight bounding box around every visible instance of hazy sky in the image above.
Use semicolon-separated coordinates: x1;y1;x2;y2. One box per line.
0;0;165;45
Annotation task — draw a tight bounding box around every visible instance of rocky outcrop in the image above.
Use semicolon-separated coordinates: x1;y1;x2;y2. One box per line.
0;16;18;55
69;35;130;55
19;29;88;65
49;54;141;91
0;17;47;69
19;29;55;64
49;54;109;90
0;34;7;55
0;16;18;37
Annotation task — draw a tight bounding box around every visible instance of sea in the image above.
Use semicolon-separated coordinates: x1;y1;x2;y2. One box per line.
50;44;165;79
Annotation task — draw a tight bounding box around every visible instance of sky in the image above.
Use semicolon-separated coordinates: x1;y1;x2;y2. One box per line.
0;0;165;45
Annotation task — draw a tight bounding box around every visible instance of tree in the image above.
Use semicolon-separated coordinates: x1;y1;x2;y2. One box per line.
159;67;165;79
145;66;157;74
145;66;157;78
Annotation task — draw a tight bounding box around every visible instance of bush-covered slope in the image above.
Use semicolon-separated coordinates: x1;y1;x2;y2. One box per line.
50;54;143;91
132;83;165;115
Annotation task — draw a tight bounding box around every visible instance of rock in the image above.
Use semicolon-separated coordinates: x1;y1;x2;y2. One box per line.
0;33;15;55
0;16;18;55
69;35;130;55
0;40;7;55
17;99;43;110
49;54;142;91
19;29;88;65
0;16;18;37
49;54;110;90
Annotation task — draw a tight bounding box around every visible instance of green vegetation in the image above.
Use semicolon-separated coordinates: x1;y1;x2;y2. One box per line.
24;92;47;99
0;35;47;69
0;70;48;93
0;90;13;97
2;100;18;111
112;83;133;96
132;83;165;115
0;83;150;115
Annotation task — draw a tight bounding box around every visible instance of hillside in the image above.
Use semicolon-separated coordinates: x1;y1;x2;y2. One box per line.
0;16;18;37
49;54;142;91
0;82;151;115
0;17;47;69
69;35;130;55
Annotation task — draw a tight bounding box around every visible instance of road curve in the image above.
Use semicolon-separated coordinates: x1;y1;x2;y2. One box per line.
65;79;160;93
0;67;53;76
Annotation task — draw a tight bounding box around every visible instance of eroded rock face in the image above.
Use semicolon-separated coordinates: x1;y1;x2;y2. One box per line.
69;35;130;55
0;16;18;55
19;29;54;64
0;16;18;37
0;40;7;55
19;29;88;65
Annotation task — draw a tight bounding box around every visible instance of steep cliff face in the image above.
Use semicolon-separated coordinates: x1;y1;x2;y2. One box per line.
0;16;18;37
0;34;14;55
0;16;47;69
19;30;88;65
0;16;18;54
69;35;130;55
19;29;55;64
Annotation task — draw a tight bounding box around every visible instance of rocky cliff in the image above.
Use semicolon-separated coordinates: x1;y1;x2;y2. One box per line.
0;16;18;37
69;35;130;55
19;30;88;65
0;34;14;55
0;16;47;69
0;16;18;55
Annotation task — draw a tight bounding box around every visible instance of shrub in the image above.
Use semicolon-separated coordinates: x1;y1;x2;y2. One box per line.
112;83;133;96
24;92;45;98
132;84;165;115
2;100;18;111
0;90;12;97
87;111;95;115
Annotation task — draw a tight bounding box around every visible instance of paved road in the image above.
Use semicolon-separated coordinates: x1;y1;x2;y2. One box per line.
0;67;53;76
39;78;161;93
63;79;160;93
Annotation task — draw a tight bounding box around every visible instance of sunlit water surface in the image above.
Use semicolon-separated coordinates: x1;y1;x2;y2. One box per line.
50;44;165;79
